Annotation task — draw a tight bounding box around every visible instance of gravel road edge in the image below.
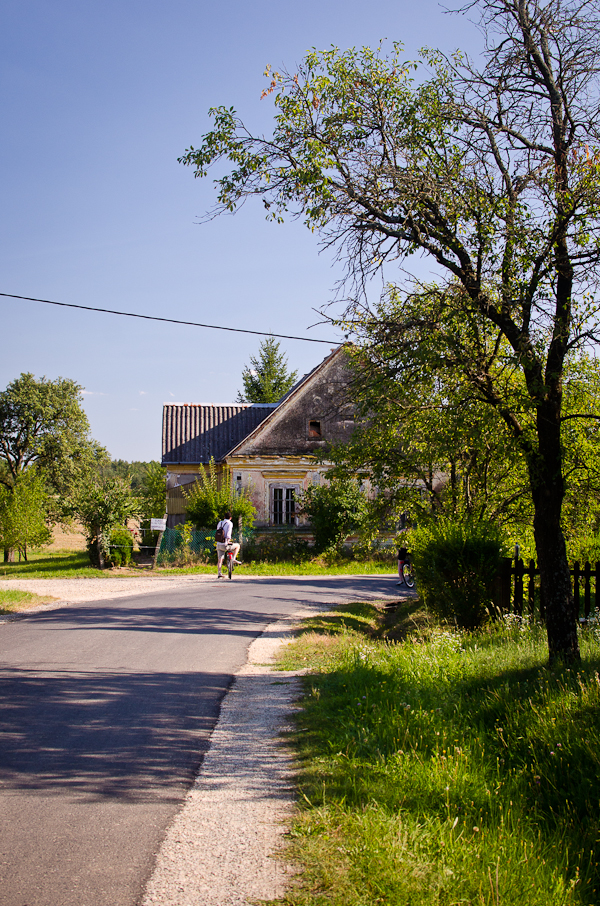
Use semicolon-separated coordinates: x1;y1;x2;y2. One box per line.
141;610;312;906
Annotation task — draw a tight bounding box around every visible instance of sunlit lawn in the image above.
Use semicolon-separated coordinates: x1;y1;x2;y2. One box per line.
0;548;397;579
273;602;600;906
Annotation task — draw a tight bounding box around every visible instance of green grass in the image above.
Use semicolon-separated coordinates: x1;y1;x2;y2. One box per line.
0;588;59;613
273;603;600;905
156;559;395;576
0;547;396;579
0;550;105;578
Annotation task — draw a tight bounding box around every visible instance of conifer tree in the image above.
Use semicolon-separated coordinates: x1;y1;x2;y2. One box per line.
237;337;298;403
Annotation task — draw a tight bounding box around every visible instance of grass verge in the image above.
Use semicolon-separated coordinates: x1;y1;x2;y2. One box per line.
0;588;59;613
0;550;104;579
156;559;395;577
274;601;600;905
0;549;396;579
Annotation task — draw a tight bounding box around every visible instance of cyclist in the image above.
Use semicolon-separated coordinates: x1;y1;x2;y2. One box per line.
396;544;408;586
216;511;241;579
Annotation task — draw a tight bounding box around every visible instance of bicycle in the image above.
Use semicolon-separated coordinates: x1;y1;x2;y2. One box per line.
401;557;415;588
226;548;236;580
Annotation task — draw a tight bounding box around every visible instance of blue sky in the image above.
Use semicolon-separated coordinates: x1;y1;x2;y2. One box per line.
0;1;483;461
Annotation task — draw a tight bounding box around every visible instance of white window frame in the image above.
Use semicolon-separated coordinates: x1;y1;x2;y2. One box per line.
270;484;299;526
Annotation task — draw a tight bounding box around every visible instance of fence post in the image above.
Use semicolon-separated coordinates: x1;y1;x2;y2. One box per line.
496;557;512;614
152;530;165;570
514;557;524;616
584;561;592;620
573;560;580;620
527;559;536;619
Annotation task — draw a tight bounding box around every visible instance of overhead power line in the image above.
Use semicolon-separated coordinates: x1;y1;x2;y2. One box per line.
0;292;337;345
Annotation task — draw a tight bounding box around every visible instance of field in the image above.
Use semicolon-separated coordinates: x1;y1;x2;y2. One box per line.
274;600;600;905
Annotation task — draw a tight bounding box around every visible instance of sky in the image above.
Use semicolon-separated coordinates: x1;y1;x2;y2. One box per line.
0;0;484;461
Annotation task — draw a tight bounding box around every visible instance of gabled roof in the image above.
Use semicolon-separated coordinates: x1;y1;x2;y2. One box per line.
162;403;277;465
225;345;346;458
161;345;349;465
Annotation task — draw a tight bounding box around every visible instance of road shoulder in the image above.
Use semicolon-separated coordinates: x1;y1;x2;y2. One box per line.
141;611;310;906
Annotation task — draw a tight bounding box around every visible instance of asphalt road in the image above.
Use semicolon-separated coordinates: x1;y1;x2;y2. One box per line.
0;575;397;906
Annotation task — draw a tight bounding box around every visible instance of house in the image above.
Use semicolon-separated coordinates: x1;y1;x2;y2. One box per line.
162;345;356;528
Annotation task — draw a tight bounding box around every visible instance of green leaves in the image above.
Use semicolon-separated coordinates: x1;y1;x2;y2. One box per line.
237;337;298;403
183;459;256;528
300;478;371;554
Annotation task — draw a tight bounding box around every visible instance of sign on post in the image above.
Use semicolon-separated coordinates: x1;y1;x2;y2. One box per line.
151;518;167;531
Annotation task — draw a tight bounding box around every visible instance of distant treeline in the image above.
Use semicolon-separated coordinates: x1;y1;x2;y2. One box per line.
99;460;161;492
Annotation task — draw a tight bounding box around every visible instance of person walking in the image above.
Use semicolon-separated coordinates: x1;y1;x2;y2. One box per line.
216;511;241;579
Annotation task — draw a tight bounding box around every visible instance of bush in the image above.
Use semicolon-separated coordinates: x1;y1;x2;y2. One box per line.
243;529;311;564
408;518;505;629
107;525;134;567
184;459;256;529
300;478;371;554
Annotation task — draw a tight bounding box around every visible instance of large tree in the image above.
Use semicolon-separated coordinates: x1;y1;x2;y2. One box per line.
0;373;107;498
236;337;298;403
0;373;108;560
180;0;600;662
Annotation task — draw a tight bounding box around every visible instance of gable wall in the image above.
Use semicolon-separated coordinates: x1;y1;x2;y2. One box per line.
233;349;356;457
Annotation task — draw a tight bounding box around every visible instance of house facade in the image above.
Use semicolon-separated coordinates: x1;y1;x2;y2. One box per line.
162;345;356;528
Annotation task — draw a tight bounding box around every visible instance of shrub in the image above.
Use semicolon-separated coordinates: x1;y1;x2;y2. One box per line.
408;517;505;629
243;529;311;564
300;478;371;554
107;525;134;567
72;477;139;567
184;459;256;529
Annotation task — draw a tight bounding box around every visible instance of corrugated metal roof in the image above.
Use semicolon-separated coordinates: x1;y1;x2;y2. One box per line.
162;404;276;464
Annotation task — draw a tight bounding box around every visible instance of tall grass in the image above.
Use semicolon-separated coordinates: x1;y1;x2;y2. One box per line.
276;606;600;905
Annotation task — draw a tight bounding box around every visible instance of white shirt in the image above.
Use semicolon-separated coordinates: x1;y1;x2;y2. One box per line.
218;519;233;542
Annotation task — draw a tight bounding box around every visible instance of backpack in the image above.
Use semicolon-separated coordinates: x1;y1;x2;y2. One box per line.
215;521;226;543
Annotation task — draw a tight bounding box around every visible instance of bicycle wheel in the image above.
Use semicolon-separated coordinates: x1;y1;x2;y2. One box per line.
402;560;415;588
227;553;234;580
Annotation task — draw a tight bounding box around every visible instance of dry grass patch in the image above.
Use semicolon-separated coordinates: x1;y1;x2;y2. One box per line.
0;589;60;614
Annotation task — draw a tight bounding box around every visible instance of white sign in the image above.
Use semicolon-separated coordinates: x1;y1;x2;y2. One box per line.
151;518;167;531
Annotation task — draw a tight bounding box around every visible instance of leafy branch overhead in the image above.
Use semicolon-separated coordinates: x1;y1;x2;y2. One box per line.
180;0;600;663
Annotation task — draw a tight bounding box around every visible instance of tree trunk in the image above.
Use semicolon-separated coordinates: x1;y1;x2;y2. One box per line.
3;547;14;563
529;403;580;663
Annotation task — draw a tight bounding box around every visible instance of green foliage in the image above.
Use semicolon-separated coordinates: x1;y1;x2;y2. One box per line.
183;459;256;528
138;461;166;520
408;517;506;629
237;337;298;403
0;471;51;560
99;459;154;491
277;603;600;905
0;372;109;504
300;478;371;554
106;525;134;567
181;7;600;659
243;529;311;564
71;478;139;567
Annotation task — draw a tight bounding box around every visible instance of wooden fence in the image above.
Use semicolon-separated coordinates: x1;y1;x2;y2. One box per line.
497;557;600;620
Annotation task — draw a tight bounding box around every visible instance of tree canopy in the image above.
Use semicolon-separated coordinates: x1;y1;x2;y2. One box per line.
236;337;298;403
0;373;108;499
180;0;600;662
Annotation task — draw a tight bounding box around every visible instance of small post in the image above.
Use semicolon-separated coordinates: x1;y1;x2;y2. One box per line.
528;559;536;619
514;557;524;616
584;561;592;619
573;560;580;620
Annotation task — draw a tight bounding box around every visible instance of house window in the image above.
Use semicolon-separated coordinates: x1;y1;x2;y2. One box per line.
308;419;322;438
271;486;297;525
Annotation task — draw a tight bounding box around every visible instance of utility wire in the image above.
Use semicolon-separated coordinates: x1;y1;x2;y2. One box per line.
0;292;337;345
